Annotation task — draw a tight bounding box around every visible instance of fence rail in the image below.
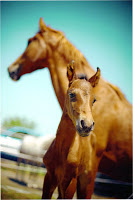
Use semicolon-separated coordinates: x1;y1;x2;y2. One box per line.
1;146;46;172
1;146;132;199
1;162;47;174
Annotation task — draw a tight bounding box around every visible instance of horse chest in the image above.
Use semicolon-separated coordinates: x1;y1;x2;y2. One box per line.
67;134;93;171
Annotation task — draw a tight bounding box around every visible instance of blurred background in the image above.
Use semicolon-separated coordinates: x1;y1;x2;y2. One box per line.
1;1;132;199
1;1;132;136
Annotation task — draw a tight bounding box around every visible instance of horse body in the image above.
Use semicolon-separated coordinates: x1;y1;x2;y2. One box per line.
42;63;101;199
98;93;132;182
8;18;132;184
93;83;132;182
43;115;97;199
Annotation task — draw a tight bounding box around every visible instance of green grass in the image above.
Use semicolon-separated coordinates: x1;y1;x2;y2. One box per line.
1;163;45;200
1;187;41;199
1;165;45;177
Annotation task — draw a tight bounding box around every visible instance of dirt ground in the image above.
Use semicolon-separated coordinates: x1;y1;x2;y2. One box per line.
1;158;113;199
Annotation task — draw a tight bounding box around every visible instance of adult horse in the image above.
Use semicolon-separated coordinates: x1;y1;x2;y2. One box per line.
8;18;132;183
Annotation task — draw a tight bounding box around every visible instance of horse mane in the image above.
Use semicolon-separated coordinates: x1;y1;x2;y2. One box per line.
107;82;130;104
38;26;64;35
58;35;91;70
39;28;130;105
47;25;64;35
38;26;94;76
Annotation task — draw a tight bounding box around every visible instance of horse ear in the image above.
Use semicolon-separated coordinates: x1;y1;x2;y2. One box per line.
39;17;47;32
67;60;76;85
89;67;101;87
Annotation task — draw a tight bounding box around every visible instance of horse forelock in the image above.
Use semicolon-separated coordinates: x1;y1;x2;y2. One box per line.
38;25;64;36
77;74;88;81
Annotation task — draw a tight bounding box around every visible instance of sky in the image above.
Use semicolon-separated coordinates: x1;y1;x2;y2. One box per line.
1;1;132;136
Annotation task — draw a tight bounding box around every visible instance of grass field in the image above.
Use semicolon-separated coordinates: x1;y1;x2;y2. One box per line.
1;158;114;199
1;158;47;199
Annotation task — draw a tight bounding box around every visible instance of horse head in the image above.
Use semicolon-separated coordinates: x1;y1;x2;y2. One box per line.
66;60;100;137
8;17;64;80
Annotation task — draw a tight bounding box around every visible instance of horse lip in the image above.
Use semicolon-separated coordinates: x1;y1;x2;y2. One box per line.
9;71;20;81
76;126;92;137
8;65;21;81
77;131;91;137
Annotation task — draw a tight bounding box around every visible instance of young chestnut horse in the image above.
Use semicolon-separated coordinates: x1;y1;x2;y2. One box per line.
42;62;101;199
8;18;132;183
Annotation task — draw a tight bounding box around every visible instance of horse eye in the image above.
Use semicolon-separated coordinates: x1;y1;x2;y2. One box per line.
28;38;37;46
28;39;32;46
69;93;76;102
92;98;96;105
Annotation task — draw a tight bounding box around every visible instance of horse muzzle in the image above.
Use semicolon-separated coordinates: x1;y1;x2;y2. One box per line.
76;119;95;137
8;64;21;81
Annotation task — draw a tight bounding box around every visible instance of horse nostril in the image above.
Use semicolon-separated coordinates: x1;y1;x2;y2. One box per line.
93;122;95;126
81;120;85;128
9;71;15;78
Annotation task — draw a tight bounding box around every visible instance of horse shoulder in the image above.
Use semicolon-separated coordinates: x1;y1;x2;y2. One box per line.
43;138;57;169
67;133;97;173
67;134;80;165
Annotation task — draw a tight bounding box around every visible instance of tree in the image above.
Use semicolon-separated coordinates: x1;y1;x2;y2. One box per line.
2;117;36;130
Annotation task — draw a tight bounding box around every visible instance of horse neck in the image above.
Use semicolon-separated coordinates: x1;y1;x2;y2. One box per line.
47;36;95;110
47;57;68;110
55;109;77;155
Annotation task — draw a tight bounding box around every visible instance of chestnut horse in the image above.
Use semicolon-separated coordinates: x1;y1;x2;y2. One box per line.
42;62;101;199
8;18;132;184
